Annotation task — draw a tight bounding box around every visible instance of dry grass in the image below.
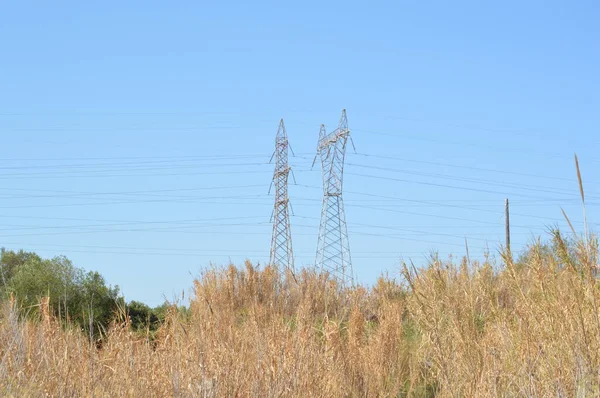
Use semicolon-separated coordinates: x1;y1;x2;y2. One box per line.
0;236;599;397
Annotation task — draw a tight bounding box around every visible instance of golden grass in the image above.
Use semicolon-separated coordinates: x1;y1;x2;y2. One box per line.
0;236;599;397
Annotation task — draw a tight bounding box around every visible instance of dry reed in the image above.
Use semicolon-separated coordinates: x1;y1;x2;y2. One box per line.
0;235;598;398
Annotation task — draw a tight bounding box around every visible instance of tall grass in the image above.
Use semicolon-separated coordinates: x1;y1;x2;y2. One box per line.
0;236;599;397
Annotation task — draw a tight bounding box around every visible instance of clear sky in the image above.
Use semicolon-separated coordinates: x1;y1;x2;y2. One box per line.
1;1;599;305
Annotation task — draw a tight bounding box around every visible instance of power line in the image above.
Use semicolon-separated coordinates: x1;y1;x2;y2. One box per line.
346;171;584;201
0;241;438;256
0;184;268;199
353;152;595;184
0;154;272;162
0;169;279;181
0;213;548;230
346;162;589;198
294;183;592;205
352;128;570;159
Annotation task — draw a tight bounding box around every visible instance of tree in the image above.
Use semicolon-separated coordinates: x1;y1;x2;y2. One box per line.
0;248;41;287
128;300;162;332
4;249;122;337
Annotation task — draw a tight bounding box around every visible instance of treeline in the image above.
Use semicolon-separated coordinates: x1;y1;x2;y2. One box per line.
0;248;168;337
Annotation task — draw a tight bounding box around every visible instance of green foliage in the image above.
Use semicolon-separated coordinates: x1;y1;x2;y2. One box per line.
0;248;41;286
127;300;164;332
1;248;122;338
0;248;186;340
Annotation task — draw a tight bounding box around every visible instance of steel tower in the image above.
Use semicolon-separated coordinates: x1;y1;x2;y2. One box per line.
269;119;294;271
314;109;353;286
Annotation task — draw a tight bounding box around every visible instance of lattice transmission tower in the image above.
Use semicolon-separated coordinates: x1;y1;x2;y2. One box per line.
314;109;354;286
269;119;294;271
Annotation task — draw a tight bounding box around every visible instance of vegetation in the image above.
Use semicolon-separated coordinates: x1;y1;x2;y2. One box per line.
0;232;598;396
0;157;596;396
0;249;165;339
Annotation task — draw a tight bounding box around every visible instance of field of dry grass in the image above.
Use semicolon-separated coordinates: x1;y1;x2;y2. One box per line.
0;230;599;397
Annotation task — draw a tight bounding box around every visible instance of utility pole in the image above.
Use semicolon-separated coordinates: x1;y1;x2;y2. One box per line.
269;119;294;272
314;109;354;286
505;198;511;254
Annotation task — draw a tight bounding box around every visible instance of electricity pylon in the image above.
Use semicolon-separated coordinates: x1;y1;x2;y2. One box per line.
314;109;354;286
269;119;294;272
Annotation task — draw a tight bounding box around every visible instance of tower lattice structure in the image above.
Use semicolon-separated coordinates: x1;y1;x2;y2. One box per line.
269;119;294;271
315;109;354;286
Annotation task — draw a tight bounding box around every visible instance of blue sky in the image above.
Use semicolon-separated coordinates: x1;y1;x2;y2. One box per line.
1;1;599;305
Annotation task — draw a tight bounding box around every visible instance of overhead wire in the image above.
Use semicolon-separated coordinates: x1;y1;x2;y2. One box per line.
351;128;571;159
352;152;598;185
346;162;588;198
0;120;591;264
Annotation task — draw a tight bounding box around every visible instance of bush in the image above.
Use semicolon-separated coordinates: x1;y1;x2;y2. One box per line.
1;249;122;337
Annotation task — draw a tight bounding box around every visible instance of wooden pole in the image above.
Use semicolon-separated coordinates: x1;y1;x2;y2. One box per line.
505;198;511;253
